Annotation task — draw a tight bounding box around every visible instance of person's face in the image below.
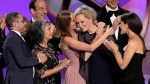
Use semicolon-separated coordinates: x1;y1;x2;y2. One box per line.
44;23;55;40
31;0;47;21
119;21;128;34
69;13;76;30
75;14;92;32
105;0;119;10
16;15;25;33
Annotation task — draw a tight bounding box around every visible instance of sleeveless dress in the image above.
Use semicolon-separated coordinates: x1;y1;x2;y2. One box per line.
121;53;145;84
62;47;86;84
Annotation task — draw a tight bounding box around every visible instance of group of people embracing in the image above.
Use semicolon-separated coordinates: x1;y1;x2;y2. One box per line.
2;0;146;84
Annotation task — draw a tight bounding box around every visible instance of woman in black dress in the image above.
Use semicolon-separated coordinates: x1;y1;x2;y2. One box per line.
74;5;117;84
105;12;146;84
29;20;70;84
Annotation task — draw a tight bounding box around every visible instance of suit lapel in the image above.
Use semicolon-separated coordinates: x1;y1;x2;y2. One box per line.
10;31;33;56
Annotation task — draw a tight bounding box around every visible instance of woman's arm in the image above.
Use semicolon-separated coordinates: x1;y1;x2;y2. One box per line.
40;64;63;78
105;40;137;70
63;28;113;52
33;47;70;78
40;59;70;78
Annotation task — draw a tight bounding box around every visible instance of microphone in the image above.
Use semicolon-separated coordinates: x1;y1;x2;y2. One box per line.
75;22;92;32
75;27;81;32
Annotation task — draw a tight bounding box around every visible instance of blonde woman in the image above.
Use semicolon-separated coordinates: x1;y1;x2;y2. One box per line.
55;10;113;84
74;5;117;84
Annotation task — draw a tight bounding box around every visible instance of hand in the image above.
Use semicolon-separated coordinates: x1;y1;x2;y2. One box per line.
105;26;114;35
96;22;106;37
59;58;70;68
37;51;47;64
50;23;56;33
104;40;118;53
112;16;121;31
97;22;105;29
0;13;7;30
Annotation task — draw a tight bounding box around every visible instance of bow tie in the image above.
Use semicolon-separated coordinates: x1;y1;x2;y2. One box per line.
108;10;119;17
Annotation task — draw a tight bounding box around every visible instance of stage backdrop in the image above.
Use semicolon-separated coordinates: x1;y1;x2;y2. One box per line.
0;0;150;50
0;0;150;83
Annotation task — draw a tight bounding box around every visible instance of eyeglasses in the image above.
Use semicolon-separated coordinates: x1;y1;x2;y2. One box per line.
16;20;25;23
19;20;25;23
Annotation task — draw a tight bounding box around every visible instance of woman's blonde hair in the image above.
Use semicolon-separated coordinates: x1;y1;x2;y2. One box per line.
74;5;97;25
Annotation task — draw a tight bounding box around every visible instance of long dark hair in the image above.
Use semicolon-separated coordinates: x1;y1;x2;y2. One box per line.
55;10;72;38
121;12;146;56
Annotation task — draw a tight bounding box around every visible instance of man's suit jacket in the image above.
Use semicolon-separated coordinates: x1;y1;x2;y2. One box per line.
97;6;129;83
3;31;39;84
97;6;129;50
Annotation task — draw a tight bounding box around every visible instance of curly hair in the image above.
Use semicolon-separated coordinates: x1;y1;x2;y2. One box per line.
29;20;50;44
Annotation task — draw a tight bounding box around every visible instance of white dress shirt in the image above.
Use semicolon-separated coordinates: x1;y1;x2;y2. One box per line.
105;5;119;40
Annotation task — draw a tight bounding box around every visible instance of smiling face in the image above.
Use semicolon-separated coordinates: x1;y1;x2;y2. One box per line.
75;14;92;32
31;0;47;21
105;0;119;10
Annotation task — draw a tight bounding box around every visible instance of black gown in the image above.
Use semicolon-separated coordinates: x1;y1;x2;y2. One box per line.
89;44;116;84
78;32;117;84
121;53;145;84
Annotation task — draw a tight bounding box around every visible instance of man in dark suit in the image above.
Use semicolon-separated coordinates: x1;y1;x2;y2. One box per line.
27;0;62;54
3;12;47;84
97;0;129;83
97;0;129;49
